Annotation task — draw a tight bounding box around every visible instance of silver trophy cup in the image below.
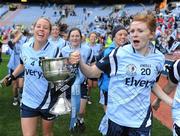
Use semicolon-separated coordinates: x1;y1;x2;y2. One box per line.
41;57;74;115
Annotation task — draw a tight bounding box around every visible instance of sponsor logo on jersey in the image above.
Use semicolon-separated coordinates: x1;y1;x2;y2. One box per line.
125;77;155;88
25;69;44;79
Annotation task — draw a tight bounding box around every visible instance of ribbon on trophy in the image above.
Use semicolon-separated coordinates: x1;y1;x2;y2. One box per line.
69;68;81;130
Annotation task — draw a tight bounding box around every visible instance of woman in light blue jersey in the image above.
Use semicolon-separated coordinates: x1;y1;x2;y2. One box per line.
2;17;60;136
7;26;27;106
49;24;66;50
98;25;129;135
152;60;180;136
61;28;93;133
86;32;102;105
69;12;173;136
98;25;129;112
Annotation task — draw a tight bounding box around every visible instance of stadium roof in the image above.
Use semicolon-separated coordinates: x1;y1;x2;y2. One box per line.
1;0;168;4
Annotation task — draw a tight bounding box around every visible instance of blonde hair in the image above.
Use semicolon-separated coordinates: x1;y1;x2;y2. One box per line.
33;17;52;32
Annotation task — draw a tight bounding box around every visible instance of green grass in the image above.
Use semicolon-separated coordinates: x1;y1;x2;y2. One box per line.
0;54;172;136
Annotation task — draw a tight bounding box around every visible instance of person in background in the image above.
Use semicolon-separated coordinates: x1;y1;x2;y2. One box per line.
69;12;173;136
152;59;180;136
166;28;180;53
0;41;2;63
2;17;60;136
97;25;129;135
49;24;66;50
61;28;93;133
81;33;86;45
98;25;129;112
85;32;102;104
7;25;27;106
104;34;113;48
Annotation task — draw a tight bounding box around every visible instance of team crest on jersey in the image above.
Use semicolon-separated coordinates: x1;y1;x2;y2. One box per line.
126;64;137;76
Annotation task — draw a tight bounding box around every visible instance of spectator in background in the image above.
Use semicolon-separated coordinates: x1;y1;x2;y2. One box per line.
167;14;175;30
0;32;2;63
81;33;86;45
167;28;180;53
0;41;2;63
104;34;113;48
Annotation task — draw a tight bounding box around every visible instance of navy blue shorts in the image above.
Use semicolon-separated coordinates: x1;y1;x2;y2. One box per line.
88;78;98;81
103;91;108;106
65;81;88;100
106;119;151;136
173;123;180;136
80;80;88;99
10;69;24;79
20;103;57;121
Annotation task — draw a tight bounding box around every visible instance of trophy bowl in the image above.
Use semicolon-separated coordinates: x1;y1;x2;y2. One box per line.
41;57;71;82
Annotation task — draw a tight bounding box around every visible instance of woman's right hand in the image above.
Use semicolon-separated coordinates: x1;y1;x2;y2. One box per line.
69;51;80;65
0;74;15;87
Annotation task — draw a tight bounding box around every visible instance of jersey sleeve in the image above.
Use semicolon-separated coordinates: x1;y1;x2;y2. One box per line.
169;59;180;84
20;58;23;64
156;52;165;82
96;47;119;76
95;54;111;75
96;50;104;62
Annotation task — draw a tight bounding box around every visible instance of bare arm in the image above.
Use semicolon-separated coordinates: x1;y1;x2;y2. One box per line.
12;64;24;77
2;64;24;87
152;83;173;107
79;59;102;78
12;32;22;44
152;78;177;110
69;51;102;78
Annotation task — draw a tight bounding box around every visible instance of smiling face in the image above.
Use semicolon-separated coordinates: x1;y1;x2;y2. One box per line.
114;29;128;47
89;33;97;44
129;21;154;53
33;18;51;45
69;29;82;47
51;25;60;39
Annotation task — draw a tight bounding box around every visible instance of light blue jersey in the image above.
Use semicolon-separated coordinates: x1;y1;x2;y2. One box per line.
7;36;27;70
61;44;93;84
20;40;60;109
85;42;102;60
170;60;180;126
98;42;116;92
61;43;93;129
96;44;165;128
49;36;66;50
